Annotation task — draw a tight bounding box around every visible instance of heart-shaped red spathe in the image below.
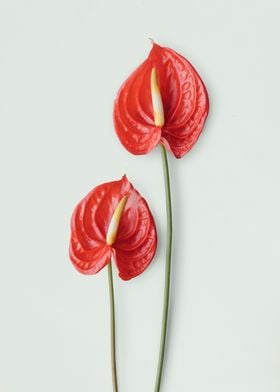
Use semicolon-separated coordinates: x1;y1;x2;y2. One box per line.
113;42;209;158
69;176;157;280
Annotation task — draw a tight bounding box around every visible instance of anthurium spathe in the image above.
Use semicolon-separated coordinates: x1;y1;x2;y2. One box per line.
113;42;209;158
70;175;157;280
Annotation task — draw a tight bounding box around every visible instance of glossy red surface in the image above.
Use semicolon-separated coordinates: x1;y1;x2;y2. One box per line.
114;42;209;158
69;176;157;280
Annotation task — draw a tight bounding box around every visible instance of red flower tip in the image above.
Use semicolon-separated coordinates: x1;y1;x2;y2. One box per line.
69;176;157;280
113;42;209;158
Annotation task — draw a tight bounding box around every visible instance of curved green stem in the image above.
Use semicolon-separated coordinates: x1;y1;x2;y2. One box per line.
107;261;118;392
154;144;173;392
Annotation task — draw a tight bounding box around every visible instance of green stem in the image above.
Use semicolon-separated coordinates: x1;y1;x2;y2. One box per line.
154;144;173;392
107;261;118;392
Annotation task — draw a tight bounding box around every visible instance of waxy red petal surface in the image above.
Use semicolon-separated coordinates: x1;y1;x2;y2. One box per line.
113;42;209;158
70;176;157;280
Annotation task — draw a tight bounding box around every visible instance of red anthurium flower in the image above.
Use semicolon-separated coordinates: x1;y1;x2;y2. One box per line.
113;42;209;158
69;175;157;280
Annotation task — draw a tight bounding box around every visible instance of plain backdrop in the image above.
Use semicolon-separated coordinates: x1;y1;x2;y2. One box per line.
1;0;280;391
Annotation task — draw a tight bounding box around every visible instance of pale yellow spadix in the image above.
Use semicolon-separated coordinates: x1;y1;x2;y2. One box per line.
151;67;165;127
106;195;128;245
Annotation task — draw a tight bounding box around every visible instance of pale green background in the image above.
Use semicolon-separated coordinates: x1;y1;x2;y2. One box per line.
1;0;280;391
